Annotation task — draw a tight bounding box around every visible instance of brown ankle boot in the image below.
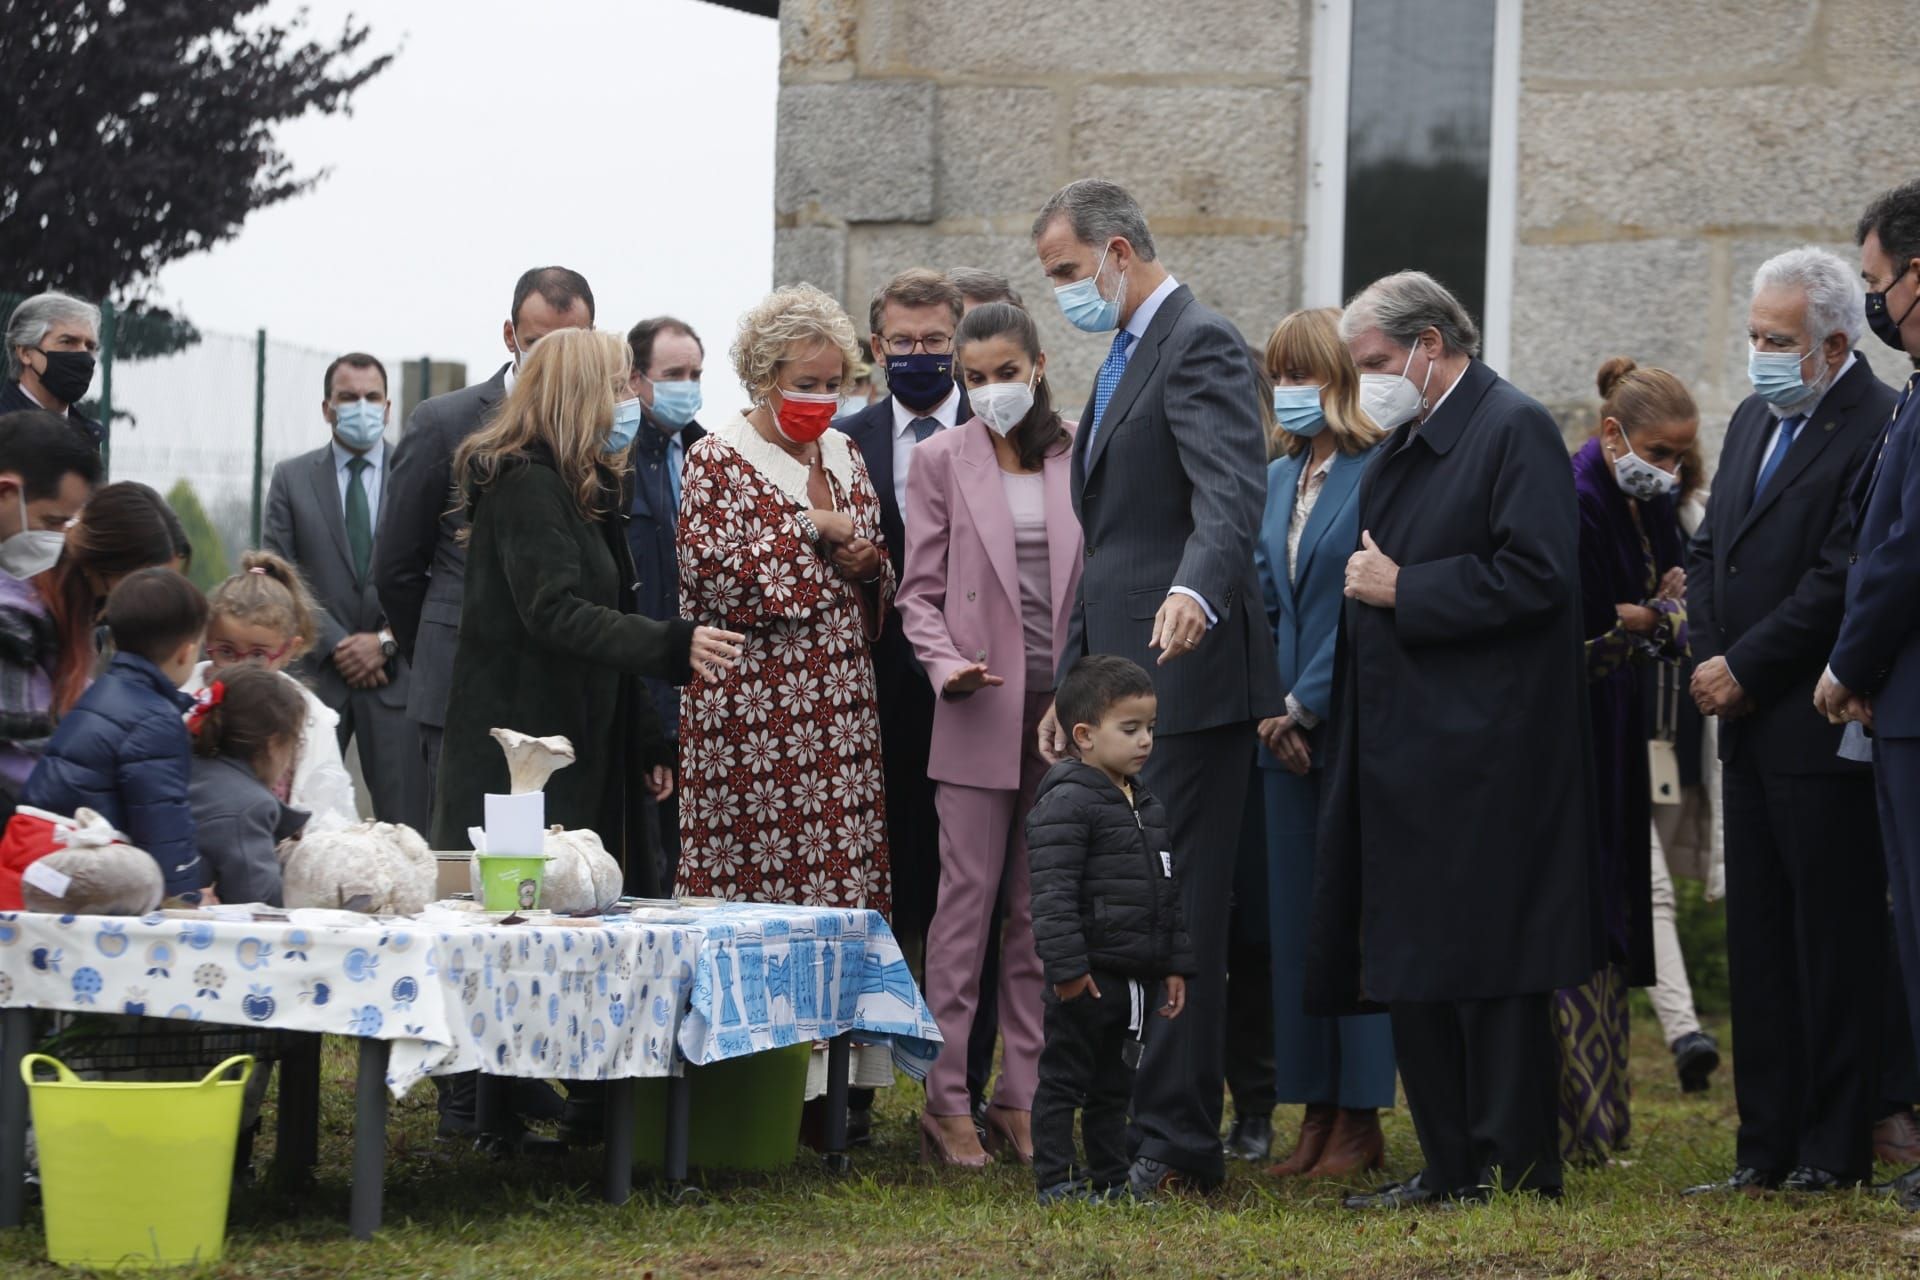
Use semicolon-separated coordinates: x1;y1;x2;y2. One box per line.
1306;1107;1385;1178
1265;1104;1337;1177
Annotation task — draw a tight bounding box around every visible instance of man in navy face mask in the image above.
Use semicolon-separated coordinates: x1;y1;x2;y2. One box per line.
1818;177;1920;1212
837;268;972;1143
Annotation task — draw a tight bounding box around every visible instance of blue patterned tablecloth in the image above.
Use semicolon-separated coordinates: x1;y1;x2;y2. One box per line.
0;909;456;1094
0;904;941;1097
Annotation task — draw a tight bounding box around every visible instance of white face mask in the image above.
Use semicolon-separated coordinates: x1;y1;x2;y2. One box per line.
970;374;1037;437
1609;427;1679;501
0;492;67;581
1358;342;1432;431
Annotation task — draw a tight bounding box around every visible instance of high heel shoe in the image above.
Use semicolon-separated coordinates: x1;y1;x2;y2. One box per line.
1305;1107;1385;1178
982;1105;1034;1166
920;1112;991;1168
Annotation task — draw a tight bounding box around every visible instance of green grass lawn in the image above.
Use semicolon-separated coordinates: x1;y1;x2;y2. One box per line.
5;1015;1919;1278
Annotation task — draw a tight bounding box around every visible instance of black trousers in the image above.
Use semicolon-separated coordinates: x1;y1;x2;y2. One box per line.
878;668;940;955
1128;722;1256;1184
1033;971;1142;1190
1723;763;1884;1180
1390;993;1560;1194
419;721;444;822
1226;766;1275;1120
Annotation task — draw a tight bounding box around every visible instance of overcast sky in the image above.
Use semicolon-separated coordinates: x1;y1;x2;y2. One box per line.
151;0;779;411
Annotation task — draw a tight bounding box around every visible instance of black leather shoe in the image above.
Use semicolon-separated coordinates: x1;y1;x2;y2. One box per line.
971;1094;990;1144
1872;1164;1920;1199
1344;1170;1444;1210
1223;1115;1275;1162
1682;1166;1780;1196
1671;1031;1720;1094
1125;1157;1184;1201
845;1105;874;1149
1037;1178;1099;1205
1781;1165;1860;1193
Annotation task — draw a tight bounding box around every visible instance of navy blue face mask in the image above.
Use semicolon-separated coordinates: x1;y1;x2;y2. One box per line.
885;352;954;412
1866;260;1919;353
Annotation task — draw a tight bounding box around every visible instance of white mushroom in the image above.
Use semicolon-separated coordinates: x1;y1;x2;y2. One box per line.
490;728;576;795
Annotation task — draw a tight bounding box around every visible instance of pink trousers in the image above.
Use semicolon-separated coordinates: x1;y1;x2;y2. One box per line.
922;689;1051;1116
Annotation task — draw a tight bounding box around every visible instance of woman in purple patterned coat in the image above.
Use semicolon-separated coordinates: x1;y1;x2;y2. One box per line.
1561;356;1698;1165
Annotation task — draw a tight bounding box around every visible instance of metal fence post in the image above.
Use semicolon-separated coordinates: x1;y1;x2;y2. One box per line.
97;299;115;478
418;355;431;406
251;328;266;546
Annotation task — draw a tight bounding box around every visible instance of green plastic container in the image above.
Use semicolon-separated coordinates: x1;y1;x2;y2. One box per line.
633;1043;811;1172
23;1053;253;1270
475;852;546;911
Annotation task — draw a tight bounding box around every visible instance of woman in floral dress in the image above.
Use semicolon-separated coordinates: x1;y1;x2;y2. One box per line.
677;283;894;916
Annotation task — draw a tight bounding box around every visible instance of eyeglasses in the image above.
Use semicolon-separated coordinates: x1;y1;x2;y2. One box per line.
206;640;293;665
882;334;953;356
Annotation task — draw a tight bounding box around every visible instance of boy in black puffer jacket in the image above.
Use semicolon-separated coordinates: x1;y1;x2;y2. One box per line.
1026;655;1195;1203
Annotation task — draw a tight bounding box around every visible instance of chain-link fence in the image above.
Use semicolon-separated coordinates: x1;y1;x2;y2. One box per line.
3;291;439;590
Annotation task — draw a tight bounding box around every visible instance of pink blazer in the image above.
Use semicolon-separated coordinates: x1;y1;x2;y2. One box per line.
898;418;1083;790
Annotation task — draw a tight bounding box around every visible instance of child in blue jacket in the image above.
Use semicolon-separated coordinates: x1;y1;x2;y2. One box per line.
24;568;210;898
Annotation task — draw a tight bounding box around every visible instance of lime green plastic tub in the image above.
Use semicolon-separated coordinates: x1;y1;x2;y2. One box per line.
633;1042;811;1172
475;852;546;911
23;1053;253;1270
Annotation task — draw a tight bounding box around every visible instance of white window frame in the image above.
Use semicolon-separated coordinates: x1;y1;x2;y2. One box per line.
1301;0;1521;375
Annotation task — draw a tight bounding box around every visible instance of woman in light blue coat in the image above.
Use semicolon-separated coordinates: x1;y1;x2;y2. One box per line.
1254;307;1396;1178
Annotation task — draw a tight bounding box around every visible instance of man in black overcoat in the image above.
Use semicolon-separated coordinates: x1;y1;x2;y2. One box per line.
1307;270;1602;1208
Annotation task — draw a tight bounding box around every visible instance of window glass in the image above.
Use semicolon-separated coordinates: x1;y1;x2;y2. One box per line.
1342;0;1496;329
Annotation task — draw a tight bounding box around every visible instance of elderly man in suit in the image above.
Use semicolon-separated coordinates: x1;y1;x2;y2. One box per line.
1030;178;1278;1195
370;266;592;1144
1685;248;1894;1197
3;292;105;451
372;266;594;814
264;352;428;830
1307;271;1598;1209
1816;178;1920;1210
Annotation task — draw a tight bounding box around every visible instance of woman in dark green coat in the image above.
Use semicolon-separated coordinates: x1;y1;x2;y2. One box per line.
430;328;742;891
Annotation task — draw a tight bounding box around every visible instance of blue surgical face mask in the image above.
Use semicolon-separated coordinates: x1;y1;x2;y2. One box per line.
1053;241;1125;333
1272;384;1327;437
1747;345;1821;409
646;377;703;428
607;397;642;454
332;400;386;451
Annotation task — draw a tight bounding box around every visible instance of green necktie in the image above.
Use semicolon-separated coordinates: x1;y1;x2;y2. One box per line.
345;455;372;581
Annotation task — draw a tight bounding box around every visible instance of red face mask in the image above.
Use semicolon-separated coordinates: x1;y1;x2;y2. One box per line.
773;388;839;444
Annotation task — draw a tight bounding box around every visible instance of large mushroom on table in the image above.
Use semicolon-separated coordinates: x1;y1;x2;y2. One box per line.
490;729;575;795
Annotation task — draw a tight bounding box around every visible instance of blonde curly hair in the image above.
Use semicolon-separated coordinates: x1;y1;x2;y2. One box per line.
730;283;861;399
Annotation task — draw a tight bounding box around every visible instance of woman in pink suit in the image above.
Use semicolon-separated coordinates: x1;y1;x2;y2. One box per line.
897;302;1083;1167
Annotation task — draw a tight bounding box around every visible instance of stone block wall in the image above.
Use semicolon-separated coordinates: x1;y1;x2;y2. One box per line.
774;0;1918;467
774;0;1309;410
1513;0;1919;461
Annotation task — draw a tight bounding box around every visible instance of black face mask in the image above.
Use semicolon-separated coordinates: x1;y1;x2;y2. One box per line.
1866;260;1919;354
30;348;96;406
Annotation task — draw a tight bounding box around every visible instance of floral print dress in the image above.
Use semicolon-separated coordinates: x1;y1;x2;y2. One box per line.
676;416;895;915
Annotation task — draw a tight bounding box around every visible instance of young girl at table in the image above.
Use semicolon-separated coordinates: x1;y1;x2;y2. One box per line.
183;552;360;831
187;664;309;906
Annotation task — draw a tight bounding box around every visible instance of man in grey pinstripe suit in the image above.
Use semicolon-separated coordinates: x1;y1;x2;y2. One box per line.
1032;179;1280;1194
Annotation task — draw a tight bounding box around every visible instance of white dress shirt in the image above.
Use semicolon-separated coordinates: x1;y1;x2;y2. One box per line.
332;437;385;521
890;384;962;515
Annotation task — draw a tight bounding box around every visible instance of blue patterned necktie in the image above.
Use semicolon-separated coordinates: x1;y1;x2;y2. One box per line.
1752;414;1802;501
909;416;939;444
1088;330;1136;453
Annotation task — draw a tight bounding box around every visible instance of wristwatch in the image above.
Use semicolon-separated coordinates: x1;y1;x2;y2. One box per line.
379;628;397;660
